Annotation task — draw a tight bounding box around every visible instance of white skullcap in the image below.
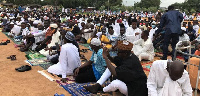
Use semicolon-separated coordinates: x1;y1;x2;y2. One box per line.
33;20;38;25
181;27;186;31
10;22;14;24
152;21;156;25
28;18;31;21
90;38;101;46
31;18;36;21
50;23;58;28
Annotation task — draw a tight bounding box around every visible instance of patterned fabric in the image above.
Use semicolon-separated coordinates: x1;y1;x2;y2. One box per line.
45;28;55;38
59;82;112;96
90;49;107;80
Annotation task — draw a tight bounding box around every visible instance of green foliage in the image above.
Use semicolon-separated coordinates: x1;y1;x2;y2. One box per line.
6;0;122;9
134;0;160;9
99;5;105;11
170;0;200;13
190;8;196;13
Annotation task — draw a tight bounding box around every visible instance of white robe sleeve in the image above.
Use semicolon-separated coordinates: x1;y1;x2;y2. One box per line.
181;73;193;96
33;30;46;37
59;46;68;78
147;62;158;96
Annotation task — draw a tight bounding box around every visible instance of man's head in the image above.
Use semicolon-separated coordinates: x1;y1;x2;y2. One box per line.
131;19;137;29
50;23;58;31
167;60;184;81
10;22;14;28
108;26;114;35
120;23;125;36
21;22;26;29
90;38;101;52
117;40;133;59
64;31;75;43
168;5;174;11
141;30;149;39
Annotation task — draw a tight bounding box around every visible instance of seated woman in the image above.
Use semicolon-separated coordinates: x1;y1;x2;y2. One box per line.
74;38;107;83
47;32;81;83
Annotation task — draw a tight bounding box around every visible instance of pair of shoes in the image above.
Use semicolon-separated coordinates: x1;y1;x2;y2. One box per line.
83;83;102;94
2;39;10;43
15;65;31;72
7;55;16;60
0;42;7;45
160;56;167;60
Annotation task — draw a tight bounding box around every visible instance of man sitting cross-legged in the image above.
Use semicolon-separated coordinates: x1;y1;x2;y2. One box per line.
84;40;148;96
47;32;81;83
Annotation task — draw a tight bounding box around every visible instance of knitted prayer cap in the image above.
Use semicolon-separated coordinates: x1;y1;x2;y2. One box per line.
117;40;133;51
65;31;75;41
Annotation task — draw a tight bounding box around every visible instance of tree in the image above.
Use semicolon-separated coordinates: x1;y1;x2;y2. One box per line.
134;0;161;9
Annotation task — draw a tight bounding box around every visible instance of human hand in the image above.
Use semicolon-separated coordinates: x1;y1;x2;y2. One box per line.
135;32;140;35
61;78;67;83
74;67;80;76
103;47;109;59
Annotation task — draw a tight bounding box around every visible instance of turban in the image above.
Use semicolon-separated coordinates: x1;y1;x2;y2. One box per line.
117;40;133;51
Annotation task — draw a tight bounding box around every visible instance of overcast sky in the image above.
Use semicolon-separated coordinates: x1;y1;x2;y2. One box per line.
122;0;185;7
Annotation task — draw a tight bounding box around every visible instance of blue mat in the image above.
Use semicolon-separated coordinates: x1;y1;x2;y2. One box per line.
61;82;93;96
60;82;112;96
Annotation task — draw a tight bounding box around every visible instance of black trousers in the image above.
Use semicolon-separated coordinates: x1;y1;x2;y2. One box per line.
75;65;96;83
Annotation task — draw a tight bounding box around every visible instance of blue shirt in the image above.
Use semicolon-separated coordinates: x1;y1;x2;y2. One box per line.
90;49;107;80
160;10;183;34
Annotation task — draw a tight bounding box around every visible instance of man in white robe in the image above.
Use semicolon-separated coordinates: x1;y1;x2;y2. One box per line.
125;19;142;44
48;32;81;83
132;30;155;61
147;60;193;96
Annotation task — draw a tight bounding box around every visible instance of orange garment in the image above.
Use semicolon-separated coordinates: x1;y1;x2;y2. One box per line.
45;28;56;38
194;50;200;56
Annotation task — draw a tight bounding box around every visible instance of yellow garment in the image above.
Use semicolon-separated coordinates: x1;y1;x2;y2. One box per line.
87;35;112;49
198;28;200;34
101;35;112;49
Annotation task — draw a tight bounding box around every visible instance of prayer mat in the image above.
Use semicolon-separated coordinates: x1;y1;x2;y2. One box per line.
58;82;112;96
26;58;51;66
2;32;21;44
78;43;90;48
38;70;60;81
25;52;45;60
39;63;54;70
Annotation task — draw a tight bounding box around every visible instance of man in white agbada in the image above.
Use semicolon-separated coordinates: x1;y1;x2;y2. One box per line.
39;24;61;56
147;60;193;96
8;22;21;36
132;30;154;61
48;32;81;83
125;19;142;43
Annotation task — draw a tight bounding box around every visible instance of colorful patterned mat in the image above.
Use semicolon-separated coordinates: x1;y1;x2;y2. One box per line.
26;58;52;66
58;82;112;96
25;53;45;60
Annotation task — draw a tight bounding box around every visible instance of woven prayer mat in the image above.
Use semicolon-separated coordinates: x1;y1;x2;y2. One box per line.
58;82;112;96
39;63;54;70
78;43;90;48
26;57;52;66
2;32;21;44
25;52;45;60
